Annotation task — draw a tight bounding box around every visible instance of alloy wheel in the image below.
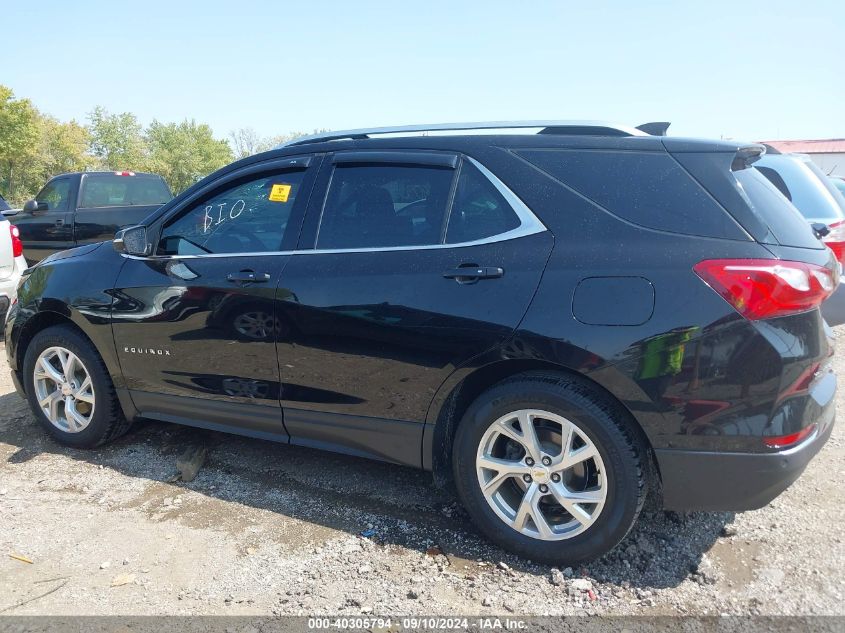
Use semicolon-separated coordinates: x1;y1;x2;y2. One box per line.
475;409;607;540
32;346;96;433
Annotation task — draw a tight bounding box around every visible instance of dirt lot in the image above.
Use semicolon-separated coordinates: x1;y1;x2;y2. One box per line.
1;333;844;617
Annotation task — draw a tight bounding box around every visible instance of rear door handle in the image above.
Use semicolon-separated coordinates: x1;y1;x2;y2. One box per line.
443;266;504;281
227;271;271;283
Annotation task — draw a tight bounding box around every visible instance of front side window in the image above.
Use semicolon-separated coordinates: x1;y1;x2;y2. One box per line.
36;179;71;211
80;175;172;208
446;162;521;244
317;164;454;249
158;170;306;255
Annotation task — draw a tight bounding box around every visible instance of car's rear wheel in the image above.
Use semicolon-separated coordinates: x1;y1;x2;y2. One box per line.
23;324;132;448
452;373;645;565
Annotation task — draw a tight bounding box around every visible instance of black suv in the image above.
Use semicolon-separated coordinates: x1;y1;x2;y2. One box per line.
4;122;838;564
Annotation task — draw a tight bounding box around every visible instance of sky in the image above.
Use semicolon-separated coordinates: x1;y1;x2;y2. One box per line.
2;0;842;144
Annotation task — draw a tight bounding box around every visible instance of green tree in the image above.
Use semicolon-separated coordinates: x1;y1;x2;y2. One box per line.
0;86;40;203
87;106;148;170
36;117;94;180
147;119;233;193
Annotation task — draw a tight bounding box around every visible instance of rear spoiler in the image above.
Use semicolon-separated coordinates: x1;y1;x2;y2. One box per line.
636;121;671;136
732;145;766;171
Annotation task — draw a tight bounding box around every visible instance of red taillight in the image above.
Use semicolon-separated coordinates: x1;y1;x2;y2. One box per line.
694;258;838;320
9;224;23;258
114;171;135;176
763;423;816;449
822;220;845;267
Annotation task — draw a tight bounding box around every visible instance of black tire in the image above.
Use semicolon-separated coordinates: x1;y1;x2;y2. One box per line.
452;372;646;565
23;324;133;448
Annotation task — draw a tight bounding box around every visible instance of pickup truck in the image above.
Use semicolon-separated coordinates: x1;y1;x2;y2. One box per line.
11;171;172;262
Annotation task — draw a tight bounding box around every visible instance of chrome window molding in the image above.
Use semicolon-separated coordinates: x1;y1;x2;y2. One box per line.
125;155;547;261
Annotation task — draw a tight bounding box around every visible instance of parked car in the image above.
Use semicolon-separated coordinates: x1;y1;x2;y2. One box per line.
0;197;27;324
755;151;845;325
14;171;172;263
5;122;838;564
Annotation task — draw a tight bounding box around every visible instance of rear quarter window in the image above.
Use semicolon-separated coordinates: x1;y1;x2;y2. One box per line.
516;149;747;239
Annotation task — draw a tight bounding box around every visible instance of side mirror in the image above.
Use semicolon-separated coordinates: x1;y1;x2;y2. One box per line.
23;199;42;213
113;225;151;256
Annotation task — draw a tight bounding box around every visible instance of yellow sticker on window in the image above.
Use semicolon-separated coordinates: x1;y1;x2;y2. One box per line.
269;183;292;202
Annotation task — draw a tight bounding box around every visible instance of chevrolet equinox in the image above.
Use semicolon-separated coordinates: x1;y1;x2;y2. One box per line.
4;122;837;564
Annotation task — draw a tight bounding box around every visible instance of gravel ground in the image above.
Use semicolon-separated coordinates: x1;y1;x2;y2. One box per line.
1;333;844;617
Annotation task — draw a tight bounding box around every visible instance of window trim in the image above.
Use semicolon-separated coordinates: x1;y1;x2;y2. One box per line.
123;156;547;260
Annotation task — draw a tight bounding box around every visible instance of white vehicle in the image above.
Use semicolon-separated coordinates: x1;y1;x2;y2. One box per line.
1;194;27;324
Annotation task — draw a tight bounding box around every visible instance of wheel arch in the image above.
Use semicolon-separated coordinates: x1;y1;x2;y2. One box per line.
13;310;82;377
424;359;661;496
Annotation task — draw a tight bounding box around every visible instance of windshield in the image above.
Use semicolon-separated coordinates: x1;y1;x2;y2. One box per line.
79;174;172;208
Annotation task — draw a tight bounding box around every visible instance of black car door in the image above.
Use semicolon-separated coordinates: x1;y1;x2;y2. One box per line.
14;176;76;262
275;151;554;466
111;156;319;439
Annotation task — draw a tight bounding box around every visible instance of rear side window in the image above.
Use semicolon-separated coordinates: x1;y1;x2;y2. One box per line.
0;194;9;211
159;170;306;255
317;164;454;249
446;162;520;244
517;149;746;239
80;175;172;208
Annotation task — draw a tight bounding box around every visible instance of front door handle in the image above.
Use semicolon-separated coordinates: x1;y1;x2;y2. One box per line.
227;270;271;283
443;266;504;283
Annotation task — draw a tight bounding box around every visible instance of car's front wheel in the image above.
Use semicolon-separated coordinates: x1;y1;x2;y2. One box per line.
452;373;646;565
23;324;132;448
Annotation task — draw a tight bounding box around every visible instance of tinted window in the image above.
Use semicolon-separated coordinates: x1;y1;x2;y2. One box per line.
517;149;745;239
734;168;823;249
803;159;845;215
159;170;306;255
756;166;791;200
80;174;172;208
754;156;843;224
317;164;453;249
36;179;71;211
0;194;9;212
446;162;520;244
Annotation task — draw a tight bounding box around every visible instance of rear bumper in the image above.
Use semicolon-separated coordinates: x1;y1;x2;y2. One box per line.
657;411;834;511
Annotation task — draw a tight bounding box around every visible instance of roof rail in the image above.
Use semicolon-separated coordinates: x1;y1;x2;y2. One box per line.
278;120;648;148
